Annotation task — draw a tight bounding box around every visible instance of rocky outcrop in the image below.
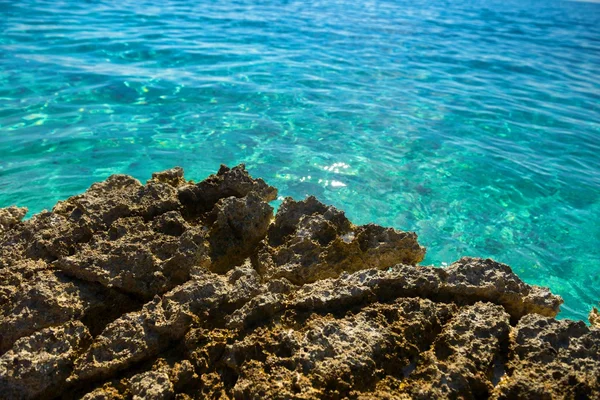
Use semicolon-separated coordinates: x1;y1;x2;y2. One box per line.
0;206;27;232
0;164;597;400
590;305;600;329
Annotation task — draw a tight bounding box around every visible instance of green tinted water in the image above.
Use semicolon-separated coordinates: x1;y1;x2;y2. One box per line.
1;0;599;320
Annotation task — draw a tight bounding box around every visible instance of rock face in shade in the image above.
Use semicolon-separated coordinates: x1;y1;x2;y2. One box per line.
0;164;598;400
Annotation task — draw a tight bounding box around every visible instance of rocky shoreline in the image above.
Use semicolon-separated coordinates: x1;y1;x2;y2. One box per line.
0;165;598;399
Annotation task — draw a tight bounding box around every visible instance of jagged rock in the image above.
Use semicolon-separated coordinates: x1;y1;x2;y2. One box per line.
71;266;261;382
0;268;133;354
266;195;352;247
590;306;600;329
225;298;455;399
401;302;510;399
178;164;277;216
0;259;48;307
55;215;209;298
105;359;199;400
54;167;276;296
149;167;186;188
0;211;92;266
257;196;426;285
0;164;597;400
0;321;91;400
492;314;600;399
52;173;181;231
226;278;295;330
129;370;174;400
0;206;27;232
207;193;273;272
287;261;561;320
444;257;563;319
81;385;126;400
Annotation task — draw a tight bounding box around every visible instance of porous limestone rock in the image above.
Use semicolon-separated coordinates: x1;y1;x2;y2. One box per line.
444;257;563;319
70;266;262;382
207;192;274;273
0;268;133;353
0;321;91;400
129;370;174;400
590;305;600;329
257;196;426;285
0;211;92;266
401;302;511;399
177;164;277;216
149;167;186;188
491;314;600;399
55;214;209;298
0;206;27;232
225;298;456;399
0;164;597;400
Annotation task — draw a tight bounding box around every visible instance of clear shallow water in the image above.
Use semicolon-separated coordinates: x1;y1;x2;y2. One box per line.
1;0;599;320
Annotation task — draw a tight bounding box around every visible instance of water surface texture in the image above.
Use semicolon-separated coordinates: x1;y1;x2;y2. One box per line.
1;0;599;320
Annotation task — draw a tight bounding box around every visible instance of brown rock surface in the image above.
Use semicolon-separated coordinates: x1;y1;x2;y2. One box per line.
0;205;27;232
491;314;600;399
257;196;426;285
590;305;600;329
0;164;597;400
0;321;91;399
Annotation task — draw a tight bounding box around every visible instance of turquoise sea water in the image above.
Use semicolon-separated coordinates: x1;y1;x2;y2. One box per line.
1;0;599;320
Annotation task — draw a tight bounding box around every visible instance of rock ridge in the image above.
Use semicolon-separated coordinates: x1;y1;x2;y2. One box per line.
0;164;598;399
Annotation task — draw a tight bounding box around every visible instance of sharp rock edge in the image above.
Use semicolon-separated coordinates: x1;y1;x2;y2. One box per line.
0;164;598;400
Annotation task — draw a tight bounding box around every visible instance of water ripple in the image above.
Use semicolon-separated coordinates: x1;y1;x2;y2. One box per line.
1;0;599;320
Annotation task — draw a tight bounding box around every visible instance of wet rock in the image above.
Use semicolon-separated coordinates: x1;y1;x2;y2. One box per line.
0;321;91;400
0;164;597;399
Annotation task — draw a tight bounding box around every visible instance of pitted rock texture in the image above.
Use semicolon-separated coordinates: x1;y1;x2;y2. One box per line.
0;205;27;232
0;164;597;400
257;196;426;285
590;305;600;329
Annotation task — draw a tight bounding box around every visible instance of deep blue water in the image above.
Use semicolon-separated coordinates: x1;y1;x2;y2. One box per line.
1;0;599;320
